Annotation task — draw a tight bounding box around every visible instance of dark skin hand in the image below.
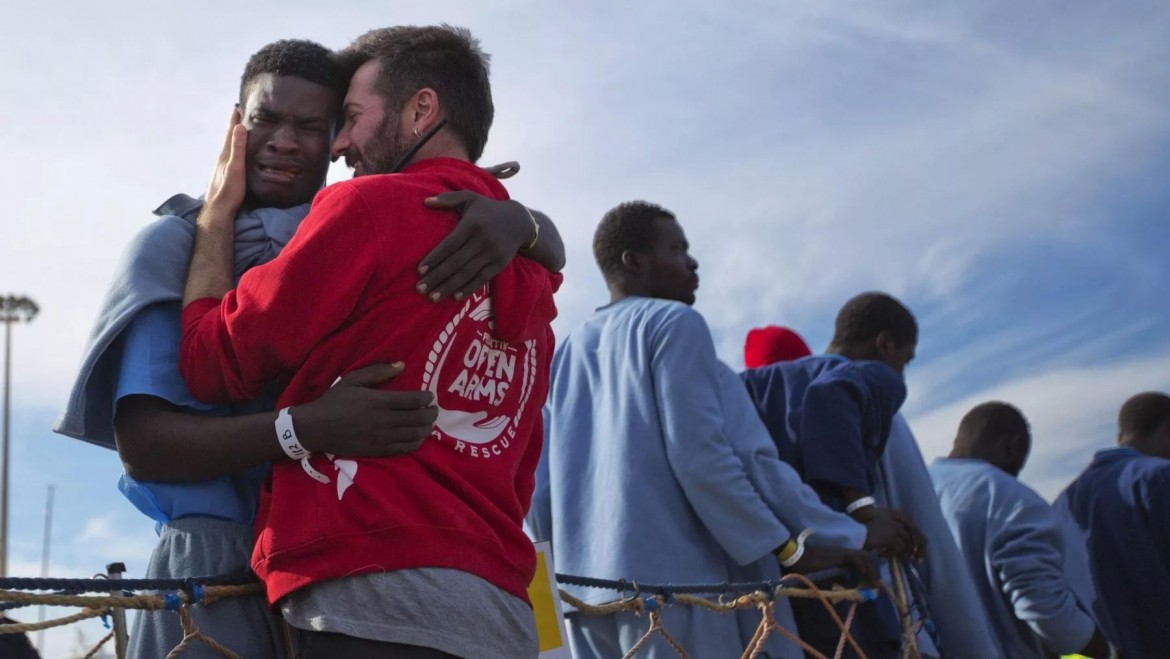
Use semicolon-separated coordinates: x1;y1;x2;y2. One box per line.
784;546;879;585
417;191;566;302
858;506;927;560
837;486;927;560
115;363;436;483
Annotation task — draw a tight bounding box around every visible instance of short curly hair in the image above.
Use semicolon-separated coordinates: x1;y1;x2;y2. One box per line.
1119;392;1170;440
337;25;493;162
238;39;348;107
957;401;1030;448
593;201;676;279
830;292;917;348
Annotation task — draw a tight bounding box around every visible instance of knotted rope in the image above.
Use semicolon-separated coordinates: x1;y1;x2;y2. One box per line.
0;567;896;659
559;568;878;659
163;606;241;659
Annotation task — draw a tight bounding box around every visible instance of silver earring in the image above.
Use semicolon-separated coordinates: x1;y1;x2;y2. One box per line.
413;126;422;138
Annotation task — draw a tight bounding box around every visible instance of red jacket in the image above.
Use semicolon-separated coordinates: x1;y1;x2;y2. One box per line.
180;158;560;605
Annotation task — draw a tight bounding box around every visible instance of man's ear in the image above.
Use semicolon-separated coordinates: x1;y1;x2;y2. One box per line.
620;249;643;274
411;88;441;133
875;330;897;357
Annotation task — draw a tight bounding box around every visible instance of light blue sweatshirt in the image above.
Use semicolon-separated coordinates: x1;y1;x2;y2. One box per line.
929;457;1096;658
529;297;790;591
529;297;796;657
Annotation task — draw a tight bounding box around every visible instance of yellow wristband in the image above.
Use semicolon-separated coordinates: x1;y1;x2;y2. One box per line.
776;538;798;562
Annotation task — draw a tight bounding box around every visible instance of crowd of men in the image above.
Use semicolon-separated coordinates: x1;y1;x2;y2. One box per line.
50;22;1170;659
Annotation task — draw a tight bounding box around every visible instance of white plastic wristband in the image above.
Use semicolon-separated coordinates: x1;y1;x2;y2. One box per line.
299;457;331;484
276;407;309;460
780;529;814;569
276;407;330;484
845;496;876;515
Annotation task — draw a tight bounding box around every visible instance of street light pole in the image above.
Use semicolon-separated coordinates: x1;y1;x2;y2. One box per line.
0;294;39;578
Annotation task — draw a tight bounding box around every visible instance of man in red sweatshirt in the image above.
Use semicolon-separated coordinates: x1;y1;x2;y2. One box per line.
179;26;559;659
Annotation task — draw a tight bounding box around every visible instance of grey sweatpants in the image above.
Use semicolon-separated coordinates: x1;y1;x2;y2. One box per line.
127;517;285;659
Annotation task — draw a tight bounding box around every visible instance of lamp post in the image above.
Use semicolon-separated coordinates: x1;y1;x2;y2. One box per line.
1;294;39;577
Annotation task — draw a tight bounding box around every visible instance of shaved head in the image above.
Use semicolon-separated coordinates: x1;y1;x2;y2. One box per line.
950;401;1031;477
1118;392;1170;459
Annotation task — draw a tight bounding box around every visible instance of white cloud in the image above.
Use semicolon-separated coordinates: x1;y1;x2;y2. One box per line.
74;514;158;566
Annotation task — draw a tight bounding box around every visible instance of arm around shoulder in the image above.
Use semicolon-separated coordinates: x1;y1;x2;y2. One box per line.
521;209;566;273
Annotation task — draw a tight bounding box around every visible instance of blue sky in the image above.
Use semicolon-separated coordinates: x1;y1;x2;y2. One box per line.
1;1;1168;655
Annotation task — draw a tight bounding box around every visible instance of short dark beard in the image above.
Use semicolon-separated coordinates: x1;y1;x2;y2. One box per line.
347;111;412;176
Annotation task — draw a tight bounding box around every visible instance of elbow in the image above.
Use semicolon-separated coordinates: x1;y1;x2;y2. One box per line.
1012;586;1097;655
117;431;202;483
547;249;566;273
1030;612;1097;656
114;410;189;482
121;458;158;483
115;431;165;482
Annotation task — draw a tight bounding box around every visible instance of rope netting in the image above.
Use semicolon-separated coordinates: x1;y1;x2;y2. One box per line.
0;567;919;659
0;574;264;659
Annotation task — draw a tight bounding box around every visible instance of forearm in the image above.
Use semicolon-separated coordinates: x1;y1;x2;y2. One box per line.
812;482;872;511
115;398;284;482
182;204;235;307
521;210;566;272
755;457;867;549
841;487;874;519
117;366;439;482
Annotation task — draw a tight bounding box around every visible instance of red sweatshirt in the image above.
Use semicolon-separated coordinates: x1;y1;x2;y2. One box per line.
179;157;560;605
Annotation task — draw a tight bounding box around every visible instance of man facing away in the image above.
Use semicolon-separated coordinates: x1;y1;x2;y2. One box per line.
740;292;923;659
929;402;1110;659
1055;391;1170;657
530;201;904;658
742;325;999;658
177;26;559;658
